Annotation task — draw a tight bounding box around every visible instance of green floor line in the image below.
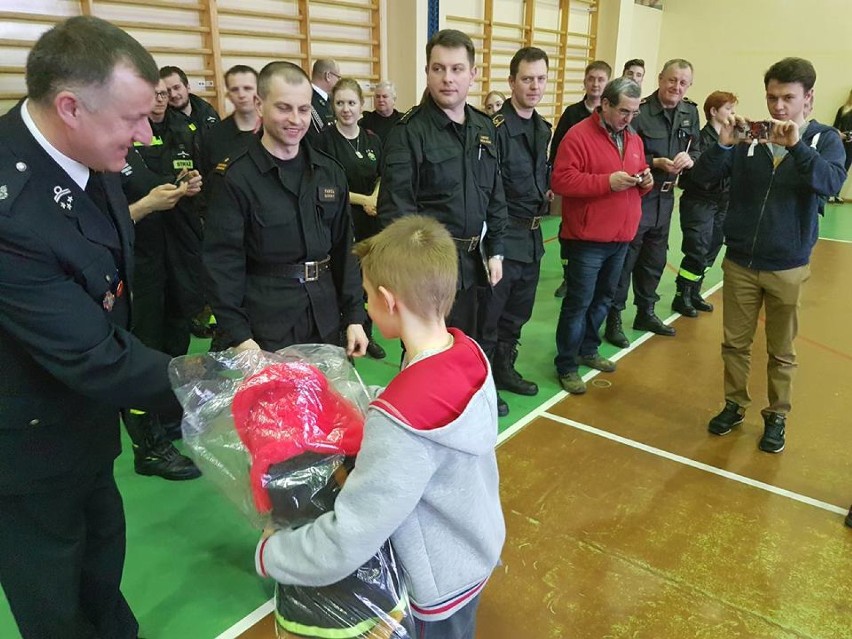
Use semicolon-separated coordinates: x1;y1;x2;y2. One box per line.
2;202;850;638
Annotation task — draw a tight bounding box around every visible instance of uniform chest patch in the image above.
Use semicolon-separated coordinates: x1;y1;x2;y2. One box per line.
319;186;338;202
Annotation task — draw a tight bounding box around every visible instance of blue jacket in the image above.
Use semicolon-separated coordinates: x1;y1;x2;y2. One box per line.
690;120;846;271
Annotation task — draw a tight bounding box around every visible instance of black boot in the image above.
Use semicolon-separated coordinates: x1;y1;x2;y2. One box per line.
604;310;630;348
497;393;509;417
493;343;538;396
124;412;201;481
554;279;567;298
691;278;714;312
672;278;698;317
633;309;676;336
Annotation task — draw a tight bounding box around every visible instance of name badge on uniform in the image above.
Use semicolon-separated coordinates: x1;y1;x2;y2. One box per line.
682;119;691;127
319;186;338;202
479;134;492;146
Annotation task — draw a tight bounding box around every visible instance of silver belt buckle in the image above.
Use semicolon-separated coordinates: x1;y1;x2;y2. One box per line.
530;217;541;230
469;236;480;252
303;261;319;282
660;181;674;193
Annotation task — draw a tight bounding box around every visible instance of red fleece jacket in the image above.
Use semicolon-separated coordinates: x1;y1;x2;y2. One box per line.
552;110;650;243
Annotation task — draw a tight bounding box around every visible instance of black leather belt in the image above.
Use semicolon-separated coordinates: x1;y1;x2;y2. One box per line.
246;256;331;281
452;235;480;252
509;216;543;230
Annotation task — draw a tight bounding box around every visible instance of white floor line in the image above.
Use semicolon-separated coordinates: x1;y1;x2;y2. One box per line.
819;236;852;244
214;599;275;639
214;279;728;639
542;411;848;516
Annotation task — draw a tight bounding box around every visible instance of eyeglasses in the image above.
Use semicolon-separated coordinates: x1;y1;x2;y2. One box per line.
328;71;342;80
154;91;169;100
616;107;641;118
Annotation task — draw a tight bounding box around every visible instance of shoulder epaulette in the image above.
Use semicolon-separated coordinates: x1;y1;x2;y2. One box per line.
0;146;30;214
682;96;697;105
398;105;420;124
468;104;491;120
492;113;505;128
214;147;248;175
639;97;650;105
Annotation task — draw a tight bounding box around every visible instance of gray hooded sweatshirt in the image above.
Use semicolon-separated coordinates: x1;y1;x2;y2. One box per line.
256;329;506;618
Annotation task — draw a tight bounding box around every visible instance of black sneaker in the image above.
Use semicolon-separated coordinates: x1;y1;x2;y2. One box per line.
554;279;567;298
758;412;786;453
708;400;745;435
135;441;202;481
633;311;676;336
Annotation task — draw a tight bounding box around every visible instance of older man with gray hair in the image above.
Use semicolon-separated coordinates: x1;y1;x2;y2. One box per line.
551;78;653;394
359;80;402;144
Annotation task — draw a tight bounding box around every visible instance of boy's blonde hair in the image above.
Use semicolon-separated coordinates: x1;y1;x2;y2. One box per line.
354;216;458;321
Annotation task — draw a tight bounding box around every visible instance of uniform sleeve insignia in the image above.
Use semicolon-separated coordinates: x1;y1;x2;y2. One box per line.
214;157;231;174
492;114;505;128
399;106;420;123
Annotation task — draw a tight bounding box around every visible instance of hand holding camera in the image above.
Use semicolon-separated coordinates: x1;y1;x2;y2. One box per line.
721;115;800;148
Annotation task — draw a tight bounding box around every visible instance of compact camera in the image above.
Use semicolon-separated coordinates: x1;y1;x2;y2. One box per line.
735;120;773;141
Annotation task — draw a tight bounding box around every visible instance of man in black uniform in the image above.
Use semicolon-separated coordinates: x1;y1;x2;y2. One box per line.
549;60;612;166
378;28;507;413
307;58;340;147
160;65;220;135
200;65;261;177
485;47;551;399
204;61;368;356
119;76;203;480
0;16;184;639
549;60;612;298
605;58;701;347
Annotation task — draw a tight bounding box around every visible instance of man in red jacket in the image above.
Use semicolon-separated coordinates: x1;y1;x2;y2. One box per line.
551;78;652;394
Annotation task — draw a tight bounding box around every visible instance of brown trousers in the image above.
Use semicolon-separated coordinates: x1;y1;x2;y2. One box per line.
721;258;810;415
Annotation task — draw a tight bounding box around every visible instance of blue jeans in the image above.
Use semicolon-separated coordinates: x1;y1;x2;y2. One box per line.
554;240;629;375
415;594;481;639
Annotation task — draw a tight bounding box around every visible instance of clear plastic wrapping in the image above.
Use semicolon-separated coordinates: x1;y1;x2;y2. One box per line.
169;344;414;638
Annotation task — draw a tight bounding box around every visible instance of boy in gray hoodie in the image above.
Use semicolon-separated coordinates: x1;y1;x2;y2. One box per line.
256;215;506;638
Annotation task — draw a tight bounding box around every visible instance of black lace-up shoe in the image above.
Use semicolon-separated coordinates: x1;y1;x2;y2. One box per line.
708;400;745;435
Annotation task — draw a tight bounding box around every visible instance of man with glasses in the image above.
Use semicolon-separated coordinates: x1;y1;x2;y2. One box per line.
118;76;204;480
308;58;341;146
551;77;651;393
606;59;701;347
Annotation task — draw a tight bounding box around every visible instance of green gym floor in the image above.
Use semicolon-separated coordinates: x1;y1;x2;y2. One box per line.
2;200;851;638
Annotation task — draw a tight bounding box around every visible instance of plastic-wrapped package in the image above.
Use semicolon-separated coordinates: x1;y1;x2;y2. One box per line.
169;344;414;638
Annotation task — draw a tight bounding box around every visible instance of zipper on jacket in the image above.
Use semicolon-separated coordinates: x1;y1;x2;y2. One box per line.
748;165;776;268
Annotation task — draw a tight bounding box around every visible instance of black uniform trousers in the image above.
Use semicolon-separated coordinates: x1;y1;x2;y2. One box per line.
0;463;136;639
133;249;193;358
678;194;726;280
612;189;675;313
447;251;488;338
479;258;540;356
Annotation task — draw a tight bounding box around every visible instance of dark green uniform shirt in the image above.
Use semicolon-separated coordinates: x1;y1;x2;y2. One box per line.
377;95;507;289
493;100;551;263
